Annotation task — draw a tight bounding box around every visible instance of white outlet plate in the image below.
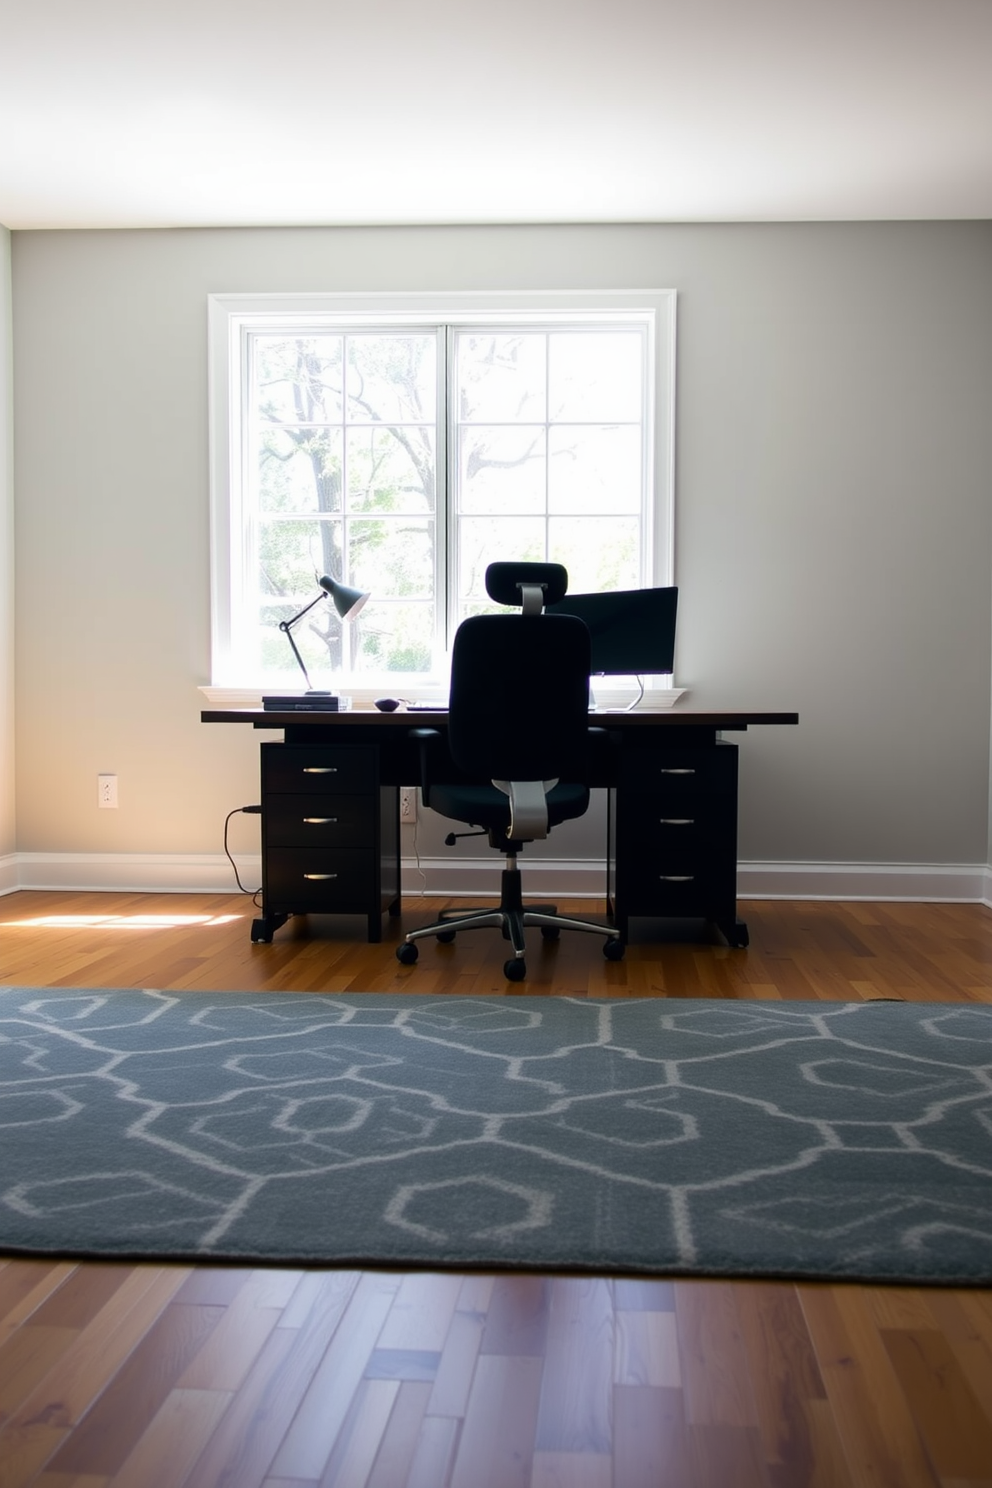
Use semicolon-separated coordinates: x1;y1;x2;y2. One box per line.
400;786;417;823
98;773;118;808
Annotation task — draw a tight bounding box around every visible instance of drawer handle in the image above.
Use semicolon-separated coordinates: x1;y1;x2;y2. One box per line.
304;872;339;880
660;767;695;775
660;874;695;882
303;767;338;774
303;817;338;824
660;818;694;826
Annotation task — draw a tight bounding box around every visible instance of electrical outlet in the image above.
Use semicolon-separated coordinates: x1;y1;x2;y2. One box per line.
98;773;118;808
400;786;417;823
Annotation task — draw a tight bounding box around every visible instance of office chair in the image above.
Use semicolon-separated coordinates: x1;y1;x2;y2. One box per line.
395;561;625;981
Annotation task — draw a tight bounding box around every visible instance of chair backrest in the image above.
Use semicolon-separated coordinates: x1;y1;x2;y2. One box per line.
446;611;592;782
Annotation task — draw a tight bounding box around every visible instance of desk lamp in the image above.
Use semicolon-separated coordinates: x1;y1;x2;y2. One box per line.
268;575;368;708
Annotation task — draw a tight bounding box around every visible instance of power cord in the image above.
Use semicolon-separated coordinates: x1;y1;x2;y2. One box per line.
409;807;428;894
624;675;646;710
224;805;262;901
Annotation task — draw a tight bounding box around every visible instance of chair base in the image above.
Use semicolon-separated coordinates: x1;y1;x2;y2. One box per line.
397;866;624;981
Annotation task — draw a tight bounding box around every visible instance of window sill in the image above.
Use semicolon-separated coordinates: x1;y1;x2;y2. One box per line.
198;684;687;711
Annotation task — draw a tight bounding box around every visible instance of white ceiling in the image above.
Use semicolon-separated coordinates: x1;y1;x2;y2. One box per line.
1;0;990;230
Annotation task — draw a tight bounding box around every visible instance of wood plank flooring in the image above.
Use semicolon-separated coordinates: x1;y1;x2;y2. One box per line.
1;889;991;1487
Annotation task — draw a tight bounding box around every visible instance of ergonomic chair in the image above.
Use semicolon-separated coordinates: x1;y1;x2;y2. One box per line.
395;561;625;981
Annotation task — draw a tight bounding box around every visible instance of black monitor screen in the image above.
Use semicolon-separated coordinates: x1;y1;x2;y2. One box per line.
547;586;678;675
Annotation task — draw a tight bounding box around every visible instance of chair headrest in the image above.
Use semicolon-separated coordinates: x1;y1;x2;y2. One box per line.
485;562;569;609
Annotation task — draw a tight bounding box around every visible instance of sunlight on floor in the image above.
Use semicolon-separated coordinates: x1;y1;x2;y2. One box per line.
1;913;244;930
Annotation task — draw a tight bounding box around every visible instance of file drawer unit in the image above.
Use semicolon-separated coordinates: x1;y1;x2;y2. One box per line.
252;743;400;944
607;738;747;947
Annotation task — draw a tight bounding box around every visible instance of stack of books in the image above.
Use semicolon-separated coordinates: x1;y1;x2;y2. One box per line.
261;695;343;712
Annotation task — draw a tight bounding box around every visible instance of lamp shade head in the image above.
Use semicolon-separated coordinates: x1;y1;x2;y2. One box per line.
318;575;369;621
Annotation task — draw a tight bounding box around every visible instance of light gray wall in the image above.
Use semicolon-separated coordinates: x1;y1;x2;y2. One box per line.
0;227;14;861
10;222;992;869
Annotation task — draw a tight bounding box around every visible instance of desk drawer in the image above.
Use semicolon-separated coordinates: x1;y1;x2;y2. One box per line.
263;745;375;795
265;849;375;911
622;815;730;874
266;794;375;848
621;867;736;918
620;745;736;807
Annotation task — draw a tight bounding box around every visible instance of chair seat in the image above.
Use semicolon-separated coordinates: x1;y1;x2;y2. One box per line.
427;779;589;834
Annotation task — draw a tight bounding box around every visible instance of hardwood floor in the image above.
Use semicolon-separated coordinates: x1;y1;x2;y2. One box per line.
1;889;992;1487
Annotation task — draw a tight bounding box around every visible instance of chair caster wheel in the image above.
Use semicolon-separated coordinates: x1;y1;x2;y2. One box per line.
437;930;457;944
603;938;625;961
504;959;527;981
396;942;419;964
540;926;561;941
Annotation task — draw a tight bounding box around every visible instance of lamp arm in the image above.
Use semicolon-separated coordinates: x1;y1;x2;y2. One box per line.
278;591;329;691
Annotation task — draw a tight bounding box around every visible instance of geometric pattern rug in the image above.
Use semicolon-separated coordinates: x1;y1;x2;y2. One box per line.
2;987;992;1284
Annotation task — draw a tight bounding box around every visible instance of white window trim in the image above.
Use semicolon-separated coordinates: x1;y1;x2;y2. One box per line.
205;288;677;704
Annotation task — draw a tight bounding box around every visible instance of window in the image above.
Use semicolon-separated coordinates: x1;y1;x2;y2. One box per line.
208;291;675;692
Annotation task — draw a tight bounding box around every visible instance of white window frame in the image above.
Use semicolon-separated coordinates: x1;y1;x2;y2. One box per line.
206;289;676;700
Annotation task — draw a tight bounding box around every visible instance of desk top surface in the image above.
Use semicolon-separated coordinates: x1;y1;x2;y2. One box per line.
201;705;799;730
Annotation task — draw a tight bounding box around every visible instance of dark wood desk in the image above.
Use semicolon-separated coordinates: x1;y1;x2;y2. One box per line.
202;705;798;948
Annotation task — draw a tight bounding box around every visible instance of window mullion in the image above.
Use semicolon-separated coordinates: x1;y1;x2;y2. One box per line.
544;329;551;562
442;325;457;654
241;328;259;680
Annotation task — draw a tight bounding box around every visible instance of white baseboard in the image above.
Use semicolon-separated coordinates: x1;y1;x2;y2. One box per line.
9;853;263;895
3;853;992;906
737;861;992;906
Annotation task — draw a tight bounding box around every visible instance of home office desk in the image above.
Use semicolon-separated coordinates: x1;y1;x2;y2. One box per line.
202;702;797;946
201;705;798;949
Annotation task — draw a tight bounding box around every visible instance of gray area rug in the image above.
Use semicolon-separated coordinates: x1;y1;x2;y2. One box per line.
1;987;991;1283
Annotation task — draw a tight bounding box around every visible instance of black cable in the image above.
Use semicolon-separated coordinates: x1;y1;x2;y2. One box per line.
224;805;262;899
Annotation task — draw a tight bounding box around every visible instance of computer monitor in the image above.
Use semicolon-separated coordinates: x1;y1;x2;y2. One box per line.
547;586;678;675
